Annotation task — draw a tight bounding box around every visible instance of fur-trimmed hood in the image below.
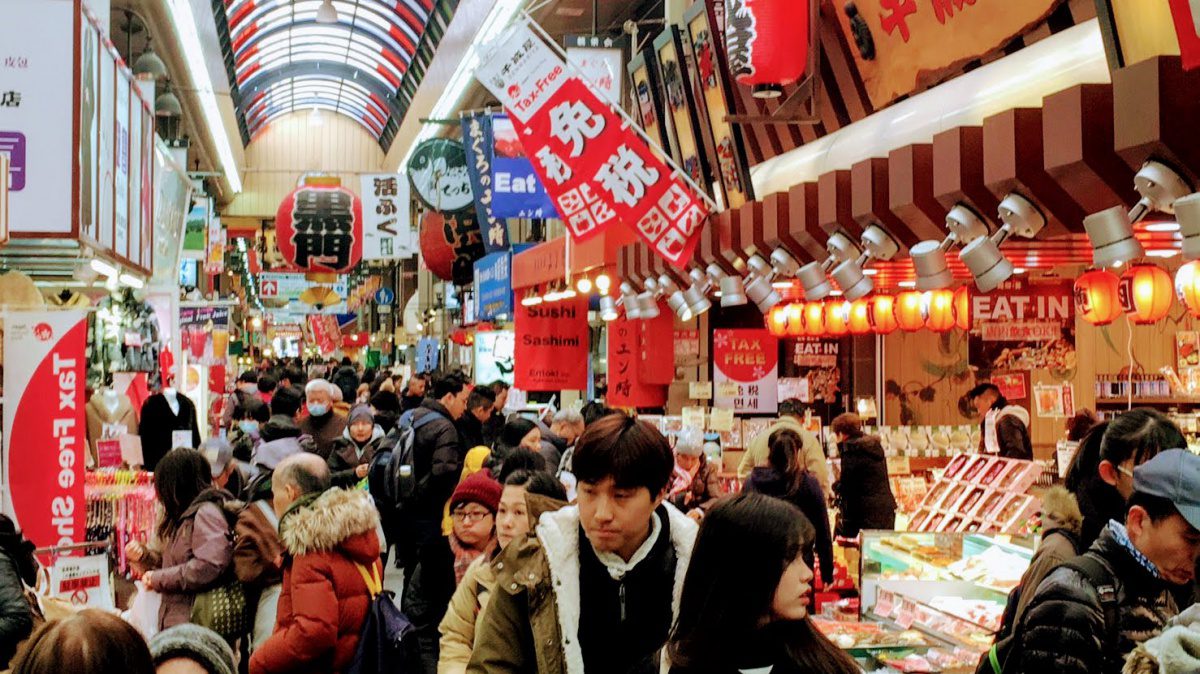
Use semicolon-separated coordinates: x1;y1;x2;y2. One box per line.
279;488;380;559
1042;485;1084;537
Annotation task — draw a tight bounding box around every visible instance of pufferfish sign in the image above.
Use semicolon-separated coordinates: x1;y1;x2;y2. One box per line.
408;138;486;286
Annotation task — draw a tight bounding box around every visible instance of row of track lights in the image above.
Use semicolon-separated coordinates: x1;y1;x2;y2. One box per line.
520;274;613;307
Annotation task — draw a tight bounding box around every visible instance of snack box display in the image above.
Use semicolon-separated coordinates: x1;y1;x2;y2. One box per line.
990;493;1038;532
977;458;1011;487
959;455;991;483
967;489;1005;520
942;453;970;480
949;486;986;514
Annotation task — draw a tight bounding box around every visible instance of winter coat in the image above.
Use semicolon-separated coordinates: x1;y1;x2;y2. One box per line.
456;414;486;452
0;548;32;668
743;467;834;585
1005;486;1084;634
668;458;725;516
249;488;382;674
537;424;567;471
234;500;285;589
834;435;897;538
138;392;201;470
466;503;698;674
1013;523;1182;674
298;410;348;460
394;400;464;570
736;416;831;497
326;426;385;489
143;488;234;630
439;493;568;674
1074;474;1129;552
980;403;1034;460
332;366;359;405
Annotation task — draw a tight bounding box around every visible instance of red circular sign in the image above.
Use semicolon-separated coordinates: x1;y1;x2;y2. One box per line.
275;184;364;274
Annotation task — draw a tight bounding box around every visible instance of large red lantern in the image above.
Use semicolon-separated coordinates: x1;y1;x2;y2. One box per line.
785;302;805;337
896;290;926;332
804;301;826;337
1177;261;1200;318
848;299;872;335
925;290;955;332
953;286;971;331
726;0;811;99
1118;263;1173;324
825;300;850;336
274;178;364;274
767;305;789;336
1075;268;1123;326
870;295;898;335
418;210;487;286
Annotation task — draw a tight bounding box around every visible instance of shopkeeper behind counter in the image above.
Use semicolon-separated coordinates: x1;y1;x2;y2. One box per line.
969;383;1033;461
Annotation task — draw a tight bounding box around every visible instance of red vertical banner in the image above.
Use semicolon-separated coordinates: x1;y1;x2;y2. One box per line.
308;314;340;356
1169;0;1200;70
3;311;87;549
608;317;668;408
514;296;590;391
638;305;675;385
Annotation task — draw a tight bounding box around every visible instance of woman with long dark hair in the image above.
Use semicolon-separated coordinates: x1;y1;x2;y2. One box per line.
668;492;859;674
1064;408;1185;549
125;447;234;631
743;428;834;585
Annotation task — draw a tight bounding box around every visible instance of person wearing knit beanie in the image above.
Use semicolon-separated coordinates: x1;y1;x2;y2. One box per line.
450;470;503;514
149;624;236;674
348;403;374;425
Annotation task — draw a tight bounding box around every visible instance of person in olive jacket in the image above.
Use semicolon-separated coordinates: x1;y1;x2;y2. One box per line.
830;413;897;538
1011;450;1200;674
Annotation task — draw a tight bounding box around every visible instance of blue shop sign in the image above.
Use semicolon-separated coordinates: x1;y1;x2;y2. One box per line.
474;251;513;322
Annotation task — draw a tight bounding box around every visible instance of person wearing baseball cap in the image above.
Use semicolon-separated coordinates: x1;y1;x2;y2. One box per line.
1009;448;1200;674
199;437;244;496
403;470;501;674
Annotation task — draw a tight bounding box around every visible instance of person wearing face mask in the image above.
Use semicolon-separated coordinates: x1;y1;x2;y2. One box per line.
298;379;348;460
437;470;568;674
667;492;860;674
326;404;384;489
1008;449;1200;674
230;397;270;465
221;371;261;432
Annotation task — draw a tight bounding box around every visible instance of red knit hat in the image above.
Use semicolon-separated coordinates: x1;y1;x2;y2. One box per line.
450;470;502;513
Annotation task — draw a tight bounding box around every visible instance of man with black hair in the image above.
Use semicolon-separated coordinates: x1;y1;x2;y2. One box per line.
256;374;278;406
457;386;496;450
280;367;305;391
1011;449;1200;674
969;381;1033;460
736;398;830;498
468;413;698;674
401;373;430;412
482;380;511;447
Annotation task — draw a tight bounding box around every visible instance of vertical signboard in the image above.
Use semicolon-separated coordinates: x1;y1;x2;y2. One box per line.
3;311;88;549
653;26;711;193
80;15;100;242
114;73;130;258
474;251;514;321
98;37;115;250
713;329;779;413
514;296;590;391
361;173;413;260
0;154;8;244
607;316;668;408
461;113;510;251
565;35;626;105
628;51;671;152
0;0;74;235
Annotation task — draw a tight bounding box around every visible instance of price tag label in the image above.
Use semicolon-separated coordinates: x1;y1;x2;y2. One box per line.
681;406;707;431
886;455;911;475
708;407;735;432
895;599;918;629
96;439;122;468
120;434;144;467
716;381;739;399
172;430;194;449
875;589;895;618
689;381;713;400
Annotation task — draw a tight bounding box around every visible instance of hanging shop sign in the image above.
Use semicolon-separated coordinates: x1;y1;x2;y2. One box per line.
360;173;414;260
408;138;475;213
1169;0;1200;71
461;113;511;252
2;311;88;549
474;251;514;321
628;51;672;153
475;330;516;385
608;316;669;408
491;115;557;219
514;296;589;391
654;26;712;193
205;216;225;274
308;314;342;357
275;178;364;274
179;306;230;367
969;279;1076;376
258;272;349;303
0;154;9;244
565;34;626;105
419;209;486;286
639;305;676;385
476;18;709;267
832;0;1062;108
184;199;209;255
713;329;779;414
792;337;840;369
685;2;755;208
416;336;440;373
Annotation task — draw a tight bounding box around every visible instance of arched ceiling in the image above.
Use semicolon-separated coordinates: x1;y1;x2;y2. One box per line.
213;0;457;151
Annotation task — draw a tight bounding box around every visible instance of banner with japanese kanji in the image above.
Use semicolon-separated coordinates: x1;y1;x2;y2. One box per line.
475;18;708;267
275;181;364;274
361;173;413;260
308;314;341;356
460;113;511;253
607;316;668;408
514;296;589;391
713;329;779;414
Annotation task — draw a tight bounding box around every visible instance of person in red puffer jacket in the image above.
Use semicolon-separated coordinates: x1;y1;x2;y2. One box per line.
250;453;382;674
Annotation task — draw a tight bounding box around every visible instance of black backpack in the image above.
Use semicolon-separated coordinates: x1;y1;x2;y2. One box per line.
975;554;1119;674
347;562;419;674
367;409;443;515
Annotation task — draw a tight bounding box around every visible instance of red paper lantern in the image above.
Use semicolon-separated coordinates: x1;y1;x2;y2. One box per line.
895;291;926;332
726;0;811;99
767;305;789;337
1177;261;1200;318
953;286;971;331
1118;263;1173;324
825;301;850;336
785;302;805;337
848;299;872;335
418;210;487;285
1075;268;1123;326
870;295;898;335
925;290;955;332
274;180;364;274
804;301;826;337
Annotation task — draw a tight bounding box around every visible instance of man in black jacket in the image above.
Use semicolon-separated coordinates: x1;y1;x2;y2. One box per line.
455;386;495;450
396;372;469;579
1012;449;1200;674
968;382;1033;460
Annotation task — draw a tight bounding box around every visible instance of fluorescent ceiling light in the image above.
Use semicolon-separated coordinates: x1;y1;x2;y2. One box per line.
90;258;118;277
1147;249;1180;258
399;0;525;169
898;280;916;288
1144;221;1181;232
165;0;243;193
119;273;145;289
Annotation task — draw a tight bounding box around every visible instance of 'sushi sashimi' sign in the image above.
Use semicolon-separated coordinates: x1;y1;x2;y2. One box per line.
3;311;87;549
514;297;589;391
475;18;709;267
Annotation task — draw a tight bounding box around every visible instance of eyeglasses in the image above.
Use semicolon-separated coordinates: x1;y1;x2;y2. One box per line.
452;509;492;523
